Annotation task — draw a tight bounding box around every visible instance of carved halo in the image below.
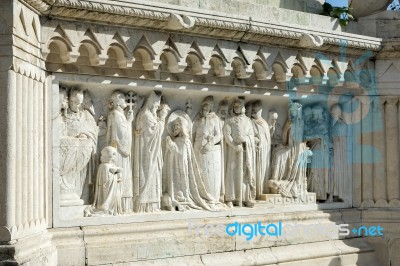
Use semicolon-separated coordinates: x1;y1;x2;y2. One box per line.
167;110;192;138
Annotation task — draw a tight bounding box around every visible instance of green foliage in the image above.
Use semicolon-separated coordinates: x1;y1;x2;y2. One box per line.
322;2;355;26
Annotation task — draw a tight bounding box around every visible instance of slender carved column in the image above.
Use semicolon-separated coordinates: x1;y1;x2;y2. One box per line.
352;97;362;207
384;97;400;202
360;96;374;206
372;97;387;205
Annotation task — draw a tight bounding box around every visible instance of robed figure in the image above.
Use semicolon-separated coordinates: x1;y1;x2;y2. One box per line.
250;100;271;198
134;91;169;212
163;111;215;211
107;91;136;213
60;88;98;206
192;96;223;201
223;97;256;208
269;102;311;201
330;104;349;201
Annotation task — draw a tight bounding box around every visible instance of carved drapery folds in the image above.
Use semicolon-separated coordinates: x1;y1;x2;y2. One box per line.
57;85;357;218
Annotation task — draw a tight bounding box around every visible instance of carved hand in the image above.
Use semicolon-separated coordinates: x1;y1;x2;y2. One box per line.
236;145;243;152
126;110;134;122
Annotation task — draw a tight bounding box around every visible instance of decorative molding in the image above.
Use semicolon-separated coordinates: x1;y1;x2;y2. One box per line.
22;0;382;55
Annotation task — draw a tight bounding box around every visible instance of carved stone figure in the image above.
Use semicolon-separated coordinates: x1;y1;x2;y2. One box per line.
269;102;311;200
330;104;349;202
134;91;169;212
106;91;139;213
223;97;256;208
59;88;98;206
163;111;216;211
85;146;123;217
193;96;223;201
251;100;271;198
304;106;331;201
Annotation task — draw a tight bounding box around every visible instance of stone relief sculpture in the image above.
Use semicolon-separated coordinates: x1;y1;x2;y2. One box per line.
163;111;216;211
193;96;224;202
59;88;98;206
250;100;271;198
330;104;349;202
85;146;123;217
106;91;141;213
304;106;331;201
269;102;312;201
56;85;351;219
134;91;169;213
223;96;256;208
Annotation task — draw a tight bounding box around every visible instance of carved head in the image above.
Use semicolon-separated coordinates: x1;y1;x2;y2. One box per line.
330;104;342;120
232;97;246;115
59;87;68;114
232;59;246;78
69;89;84;113
288;102;302;120
172;117;189;138
100;146;117;164
110;91;127;110
251;100;263;119
311;106;324;123
201;96;214;117
145;91;162;114
217;100;229;119
269;111;278;121
210;56;224;76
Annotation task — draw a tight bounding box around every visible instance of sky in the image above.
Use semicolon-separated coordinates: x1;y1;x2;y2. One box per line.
326;0;348;7
326;0;398;8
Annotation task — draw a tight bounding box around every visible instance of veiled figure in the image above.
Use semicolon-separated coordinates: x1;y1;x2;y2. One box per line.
107;91;134;213
305;106;330;201
60;89;98;206
223;97;256;208
251;100;271;198
163;111;215;211
192;96;223;201
330;104;349;201
134;91;169;212
85;146;123;217
269;102;311;200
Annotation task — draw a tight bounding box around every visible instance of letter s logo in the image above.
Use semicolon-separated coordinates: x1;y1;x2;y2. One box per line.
338;224;350;236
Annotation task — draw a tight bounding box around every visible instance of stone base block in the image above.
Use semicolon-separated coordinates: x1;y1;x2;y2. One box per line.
50;209;379;265
259;193;316;204
0;231;57;265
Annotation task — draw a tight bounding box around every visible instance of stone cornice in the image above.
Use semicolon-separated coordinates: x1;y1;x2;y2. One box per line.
23;0;382;55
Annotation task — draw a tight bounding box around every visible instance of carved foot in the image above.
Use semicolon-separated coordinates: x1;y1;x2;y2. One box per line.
244;201;255;208
226;202;233;209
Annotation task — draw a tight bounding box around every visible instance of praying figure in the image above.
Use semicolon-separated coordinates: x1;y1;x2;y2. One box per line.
85;146;123;217
163;111;215;211
250;100;271;198
192;96;223;201
134;91;169;213
223;96;256;208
